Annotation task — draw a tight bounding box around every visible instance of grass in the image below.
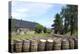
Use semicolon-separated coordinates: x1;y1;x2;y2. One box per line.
11;31;78;41
11;33;50;41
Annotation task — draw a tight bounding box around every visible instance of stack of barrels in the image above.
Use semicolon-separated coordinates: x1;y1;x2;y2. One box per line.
9;36;78;53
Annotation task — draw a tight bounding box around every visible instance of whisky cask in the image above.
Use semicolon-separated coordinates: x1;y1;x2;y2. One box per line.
61;39;69;49
38;39;46;51
30;40;38;52
10;40;15;53
68;38;74;49
15;40;22;52
22;40;30;52
53;38;62;50
46;39;53;50
73;38;78;49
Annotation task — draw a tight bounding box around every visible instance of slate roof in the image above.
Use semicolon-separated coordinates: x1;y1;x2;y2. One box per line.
9;18;38;30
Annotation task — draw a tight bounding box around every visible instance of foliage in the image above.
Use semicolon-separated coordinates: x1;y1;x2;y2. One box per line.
47;28;52;34
52;5;78;36
43;27;47;33
60;5;78;35
52;13;63;34
35;24;44;33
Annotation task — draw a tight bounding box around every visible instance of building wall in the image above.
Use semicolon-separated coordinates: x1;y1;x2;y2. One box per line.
11;27;35;35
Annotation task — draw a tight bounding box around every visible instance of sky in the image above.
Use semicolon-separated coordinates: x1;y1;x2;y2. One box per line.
12;1;65;28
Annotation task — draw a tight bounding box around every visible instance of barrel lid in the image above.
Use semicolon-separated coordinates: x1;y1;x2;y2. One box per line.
54;38;62;43
40;39;46;42
23;39;30;43
15;39;22;43
23;39;29;41
47;39;53;42
62;39;67;41
31;39;38;43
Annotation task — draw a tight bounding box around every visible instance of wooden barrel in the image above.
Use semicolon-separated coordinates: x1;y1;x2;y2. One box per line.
38;39;46;51
73;38;78;49
15;40;22;52
68;38;74;49
53;38;62;50
46;39;53;50
30;40;38;52
61;38;69;49
22;40;30;52
10;40;15;53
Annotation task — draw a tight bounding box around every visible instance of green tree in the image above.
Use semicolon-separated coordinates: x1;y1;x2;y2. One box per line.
43;27;47;33
60;5;78;35
35;24;44;33
52;13;63;34
47;28;52;34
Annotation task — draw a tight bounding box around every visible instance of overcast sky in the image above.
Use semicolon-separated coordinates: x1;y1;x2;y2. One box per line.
12;1;65;28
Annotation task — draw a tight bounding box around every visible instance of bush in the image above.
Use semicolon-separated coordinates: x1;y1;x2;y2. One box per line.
43;27;47;33
47;29;52;34
35;24;44;33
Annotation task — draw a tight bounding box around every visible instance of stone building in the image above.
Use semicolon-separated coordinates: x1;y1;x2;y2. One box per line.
9;18;38;35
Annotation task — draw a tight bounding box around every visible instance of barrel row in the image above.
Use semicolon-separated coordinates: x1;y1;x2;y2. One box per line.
10;38;78;53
